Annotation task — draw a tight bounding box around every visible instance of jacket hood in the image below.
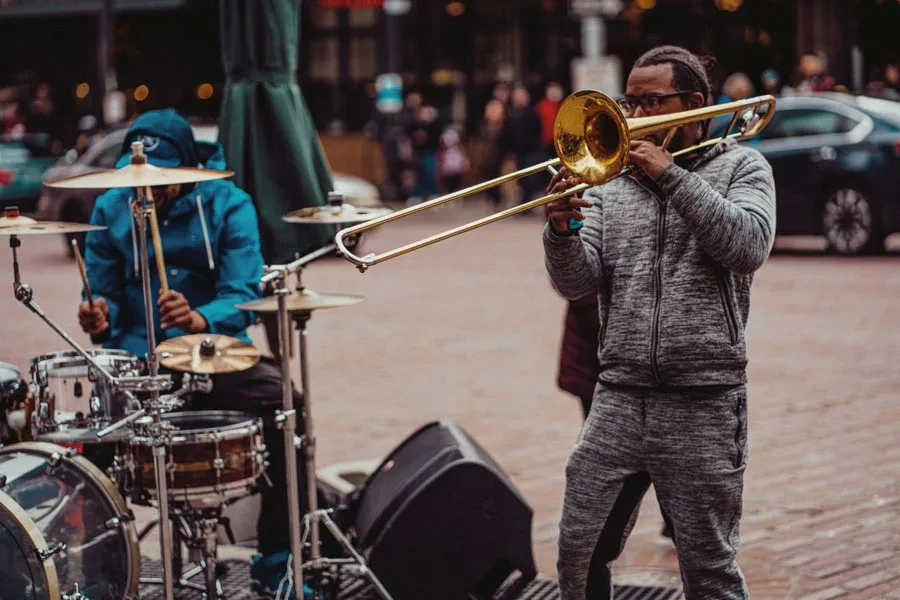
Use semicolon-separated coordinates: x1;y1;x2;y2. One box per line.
115;109;200;169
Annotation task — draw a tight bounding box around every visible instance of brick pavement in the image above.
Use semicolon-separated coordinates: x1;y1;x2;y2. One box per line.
1;206;898;599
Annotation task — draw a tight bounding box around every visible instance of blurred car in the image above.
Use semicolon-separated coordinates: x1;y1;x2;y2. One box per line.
0;133;63;212
748;93;900;254
39;125;381;256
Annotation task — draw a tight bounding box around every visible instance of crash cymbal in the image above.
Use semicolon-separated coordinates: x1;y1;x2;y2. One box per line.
282;204;392;224
156;334;260;375
0;214;106;236
44;162;233;189
235;288;366;313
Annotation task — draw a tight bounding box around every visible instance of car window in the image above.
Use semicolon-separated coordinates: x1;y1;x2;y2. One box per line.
760;109;858;140
93;143;123;169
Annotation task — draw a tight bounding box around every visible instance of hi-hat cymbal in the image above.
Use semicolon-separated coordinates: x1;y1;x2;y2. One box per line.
282;204;392;224
156;334;260;375
0;214;106;236
44;162;233;189
235;288;366;313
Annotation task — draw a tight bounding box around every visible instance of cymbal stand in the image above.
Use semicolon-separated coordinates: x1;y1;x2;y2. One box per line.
7;232;156;430
129;143;176;600
260;237;393;600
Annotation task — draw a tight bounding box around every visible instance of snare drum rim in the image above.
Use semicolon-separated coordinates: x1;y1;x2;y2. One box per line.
0;361;21;381
0;488;61;600
132;410;262;445
0;442;141;599
30;349;139;378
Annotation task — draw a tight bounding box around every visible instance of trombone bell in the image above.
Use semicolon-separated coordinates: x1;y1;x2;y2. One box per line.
554;90;631;186
334;90;776;272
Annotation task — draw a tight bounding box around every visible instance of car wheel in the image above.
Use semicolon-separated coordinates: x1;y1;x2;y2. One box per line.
820;185;884;255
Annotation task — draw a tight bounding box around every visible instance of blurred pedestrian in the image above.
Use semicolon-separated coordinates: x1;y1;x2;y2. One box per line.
536;81;565;158
437;126;470;194
407;103;441;203
480;99;508;206
711;72;754;136
502;84;543;206
761;69;781;96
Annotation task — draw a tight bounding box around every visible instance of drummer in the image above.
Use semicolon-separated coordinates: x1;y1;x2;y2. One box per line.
75;108;314;595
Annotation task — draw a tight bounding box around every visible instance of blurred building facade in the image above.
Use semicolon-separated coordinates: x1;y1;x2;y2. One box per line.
1;0;897;175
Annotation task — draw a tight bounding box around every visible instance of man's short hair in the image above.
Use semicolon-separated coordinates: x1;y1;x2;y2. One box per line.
633;45;715;106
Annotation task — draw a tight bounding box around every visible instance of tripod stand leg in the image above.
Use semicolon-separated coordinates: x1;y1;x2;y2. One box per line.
317;512;394;600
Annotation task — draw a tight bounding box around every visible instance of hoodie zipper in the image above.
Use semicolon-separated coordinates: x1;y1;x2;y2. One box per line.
632;176;667;383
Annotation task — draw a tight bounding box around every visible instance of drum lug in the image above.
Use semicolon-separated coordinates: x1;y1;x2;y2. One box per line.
37;541;66;561
105;508;135;530
62;583;87;600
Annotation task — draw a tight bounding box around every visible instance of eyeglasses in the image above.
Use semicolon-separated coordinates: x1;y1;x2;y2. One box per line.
616;91;693;114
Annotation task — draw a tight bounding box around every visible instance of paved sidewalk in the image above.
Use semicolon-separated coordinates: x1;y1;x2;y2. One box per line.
1;206;898;599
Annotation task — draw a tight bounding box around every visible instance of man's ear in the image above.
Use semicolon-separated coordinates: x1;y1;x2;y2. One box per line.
687;91;706;110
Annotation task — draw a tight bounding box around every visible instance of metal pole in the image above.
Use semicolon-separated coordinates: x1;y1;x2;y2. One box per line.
276;275;305;591
97;0;114;128
136;187;175;600
296;308;320;559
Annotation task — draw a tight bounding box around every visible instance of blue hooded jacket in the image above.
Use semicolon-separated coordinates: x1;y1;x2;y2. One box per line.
83;109;263;357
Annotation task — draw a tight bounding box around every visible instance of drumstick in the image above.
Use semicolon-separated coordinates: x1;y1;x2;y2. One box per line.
144;187;169;293
71;239;93;308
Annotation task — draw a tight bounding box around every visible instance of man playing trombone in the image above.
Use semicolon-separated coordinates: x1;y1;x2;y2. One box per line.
543;45;776;599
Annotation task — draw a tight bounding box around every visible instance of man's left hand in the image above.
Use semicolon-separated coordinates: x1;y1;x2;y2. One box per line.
628;140;674;181
158;290;207;332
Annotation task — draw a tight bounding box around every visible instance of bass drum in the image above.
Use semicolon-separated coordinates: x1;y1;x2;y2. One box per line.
0;442;140;599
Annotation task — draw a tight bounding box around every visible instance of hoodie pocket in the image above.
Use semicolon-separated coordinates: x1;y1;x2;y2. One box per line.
717;273;740;346
733;390;748;468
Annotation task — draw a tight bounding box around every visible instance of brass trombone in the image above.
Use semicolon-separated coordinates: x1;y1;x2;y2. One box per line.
335;89;776;272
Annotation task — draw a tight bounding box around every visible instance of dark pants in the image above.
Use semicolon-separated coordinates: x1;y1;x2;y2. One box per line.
560;382;749;600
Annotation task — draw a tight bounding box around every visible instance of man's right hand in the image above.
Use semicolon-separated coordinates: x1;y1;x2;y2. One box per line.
544;167;592;235
78;298;110;336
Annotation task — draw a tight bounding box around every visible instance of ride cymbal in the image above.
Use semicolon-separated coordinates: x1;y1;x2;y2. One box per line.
235;288;366;313
156;334;260;375
282;204;392;224
0;214;106;236
44;162;232;189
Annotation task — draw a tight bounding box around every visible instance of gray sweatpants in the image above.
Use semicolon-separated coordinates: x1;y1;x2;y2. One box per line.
557;382;749;600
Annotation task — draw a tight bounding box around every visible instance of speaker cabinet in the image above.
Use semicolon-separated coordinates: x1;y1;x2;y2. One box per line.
349;421;537;600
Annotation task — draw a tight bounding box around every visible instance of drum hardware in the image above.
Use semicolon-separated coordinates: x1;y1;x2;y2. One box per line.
251;236;393;600
41;141;216;600
128;411;266;509
62;583;87;600
43;153;234;190
137;505;236;599
156;334;261;375
0;441;142;600
38;541;67;560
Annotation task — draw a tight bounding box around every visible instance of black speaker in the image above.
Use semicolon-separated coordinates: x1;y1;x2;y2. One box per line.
348;420;537;600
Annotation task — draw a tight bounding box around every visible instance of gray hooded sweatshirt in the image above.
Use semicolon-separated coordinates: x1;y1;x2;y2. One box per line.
543;138;776;388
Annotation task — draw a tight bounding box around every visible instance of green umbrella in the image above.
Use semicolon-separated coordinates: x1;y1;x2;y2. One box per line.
217;0;335;265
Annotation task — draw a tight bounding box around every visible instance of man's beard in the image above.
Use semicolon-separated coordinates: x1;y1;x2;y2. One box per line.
150;184;181;211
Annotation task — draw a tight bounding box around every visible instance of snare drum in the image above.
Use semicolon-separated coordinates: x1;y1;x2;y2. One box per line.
30;350;141;444
130;410;266;508
0;441;140;599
